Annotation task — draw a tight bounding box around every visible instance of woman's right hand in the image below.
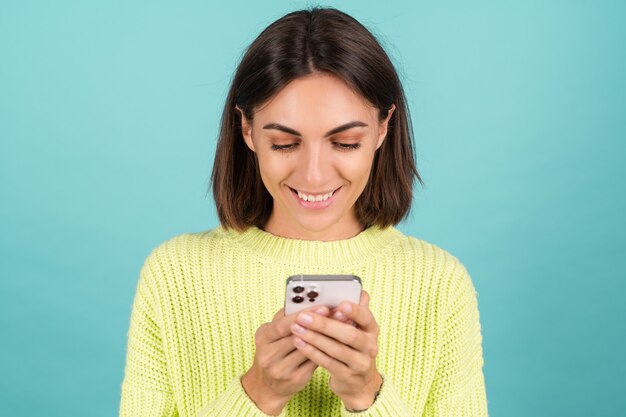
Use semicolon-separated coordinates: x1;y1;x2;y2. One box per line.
241;305;330;415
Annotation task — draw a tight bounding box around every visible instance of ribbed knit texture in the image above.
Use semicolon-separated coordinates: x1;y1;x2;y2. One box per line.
119;225;488;416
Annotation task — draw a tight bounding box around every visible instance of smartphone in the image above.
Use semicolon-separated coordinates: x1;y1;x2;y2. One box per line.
284;274;362;316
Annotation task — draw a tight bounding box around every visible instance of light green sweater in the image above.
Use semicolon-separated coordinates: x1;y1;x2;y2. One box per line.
119;225;488;416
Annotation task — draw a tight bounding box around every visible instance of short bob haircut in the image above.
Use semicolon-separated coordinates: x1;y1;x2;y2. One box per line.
211;7;422;232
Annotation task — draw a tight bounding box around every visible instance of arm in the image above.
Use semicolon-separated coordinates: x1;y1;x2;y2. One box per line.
119;251;289;417
119;263;177;417
195;375;288;417
422;263;488;417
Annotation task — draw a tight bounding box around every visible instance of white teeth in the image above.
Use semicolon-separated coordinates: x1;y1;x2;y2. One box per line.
295;189;336;202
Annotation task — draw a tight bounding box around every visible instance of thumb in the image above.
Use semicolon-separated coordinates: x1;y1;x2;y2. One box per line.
273;307;285;321
360;290;370;308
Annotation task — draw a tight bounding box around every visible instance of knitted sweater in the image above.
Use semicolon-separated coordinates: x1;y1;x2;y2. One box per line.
119;225;488;416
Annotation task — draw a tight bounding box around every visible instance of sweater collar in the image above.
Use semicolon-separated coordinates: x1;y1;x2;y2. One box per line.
220;224;404;267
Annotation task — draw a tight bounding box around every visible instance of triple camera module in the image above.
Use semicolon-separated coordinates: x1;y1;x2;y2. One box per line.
291;284;319;304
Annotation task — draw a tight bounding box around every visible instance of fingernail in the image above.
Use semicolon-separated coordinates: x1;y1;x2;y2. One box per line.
315;307;327;315
291;323;306;335
294;337;307;348
298;313;313;325
333;311;345;320
341;303;352;314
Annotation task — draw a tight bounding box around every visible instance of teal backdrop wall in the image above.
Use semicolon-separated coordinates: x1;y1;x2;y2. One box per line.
1;1;624;415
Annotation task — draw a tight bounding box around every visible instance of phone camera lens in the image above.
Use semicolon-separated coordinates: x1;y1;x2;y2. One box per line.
293;286;305;293
307;291;319;298
309;298;315;302
292;295;304;303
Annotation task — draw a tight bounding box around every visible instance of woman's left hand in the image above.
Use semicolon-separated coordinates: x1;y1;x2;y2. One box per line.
289;290;383;410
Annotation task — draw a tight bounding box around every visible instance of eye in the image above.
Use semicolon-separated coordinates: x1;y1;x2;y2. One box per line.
333;142;361;151
270;143;299;152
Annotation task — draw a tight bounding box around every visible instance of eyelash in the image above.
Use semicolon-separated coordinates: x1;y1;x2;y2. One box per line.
270;142;361;152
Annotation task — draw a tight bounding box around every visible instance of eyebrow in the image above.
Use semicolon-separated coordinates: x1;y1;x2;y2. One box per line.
262;121;368;137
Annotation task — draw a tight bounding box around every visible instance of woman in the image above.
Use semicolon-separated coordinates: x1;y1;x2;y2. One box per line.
120;7;488;417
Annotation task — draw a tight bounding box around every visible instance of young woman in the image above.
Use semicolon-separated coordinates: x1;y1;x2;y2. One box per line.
120;7;488;417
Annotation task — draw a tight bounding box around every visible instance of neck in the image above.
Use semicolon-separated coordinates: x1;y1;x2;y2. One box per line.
221;222;403;267
262;217;366;242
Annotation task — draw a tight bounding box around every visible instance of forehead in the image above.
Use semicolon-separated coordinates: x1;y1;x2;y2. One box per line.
254;73;377;130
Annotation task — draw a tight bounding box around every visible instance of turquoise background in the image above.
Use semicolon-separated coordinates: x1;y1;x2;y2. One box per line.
1;1;624;415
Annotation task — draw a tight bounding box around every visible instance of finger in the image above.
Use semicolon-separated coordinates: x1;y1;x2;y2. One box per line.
263;339;315;381
361;290;370;308
331;290;368;321
259;333;313;375
284;304;330;318
258;308;287;344
335;291;378;333
263;305;330;343
293;312;371;352
293;357;318;379
329;307;352;324
292;325;374;372
266;333;301;359
281;339;315;370
293;335;352;376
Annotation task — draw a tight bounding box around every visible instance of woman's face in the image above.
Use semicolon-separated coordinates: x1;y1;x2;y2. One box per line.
239;72;395;241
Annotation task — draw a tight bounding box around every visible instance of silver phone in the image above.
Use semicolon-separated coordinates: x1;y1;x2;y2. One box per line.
284;274;362;315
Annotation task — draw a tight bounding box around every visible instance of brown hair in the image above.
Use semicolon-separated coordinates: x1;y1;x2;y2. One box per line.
211;7;423;231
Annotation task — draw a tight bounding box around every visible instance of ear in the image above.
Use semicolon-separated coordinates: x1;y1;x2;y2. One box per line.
236;105;256;152
376;104;396;150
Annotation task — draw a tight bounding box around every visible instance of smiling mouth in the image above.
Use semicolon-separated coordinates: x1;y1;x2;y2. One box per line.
288;186;342;202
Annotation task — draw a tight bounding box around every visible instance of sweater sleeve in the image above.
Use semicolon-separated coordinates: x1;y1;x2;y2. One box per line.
119;262;177;416
195;374;288;417
339;373;413;417
422;263;488;417
119;248;287;417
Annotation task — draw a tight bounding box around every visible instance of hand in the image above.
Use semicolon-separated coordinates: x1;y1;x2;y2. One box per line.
242;305;330;415
289;290;383;411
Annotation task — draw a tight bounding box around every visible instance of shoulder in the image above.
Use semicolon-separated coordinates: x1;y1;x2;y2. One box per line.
392;230;476;303
138;226;231;283
144;226;229;261
392;230;468;273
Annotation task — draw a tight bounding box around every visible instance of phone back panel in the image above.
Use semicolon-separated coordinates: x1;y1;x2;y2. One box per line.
284;274;362;315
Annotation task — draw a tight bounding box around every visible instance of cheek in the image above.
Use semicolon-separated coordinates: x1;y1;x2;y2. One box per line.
337;152;376;184
256;152;294;186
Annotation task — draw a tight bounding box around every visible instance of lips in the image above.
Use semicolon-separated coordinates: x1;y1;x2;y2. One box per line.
288;186;342;209
289;186;340;199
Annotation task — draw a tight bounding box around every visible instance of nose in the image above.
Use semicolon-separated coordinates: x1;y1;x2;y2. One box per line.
300;143;327;186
